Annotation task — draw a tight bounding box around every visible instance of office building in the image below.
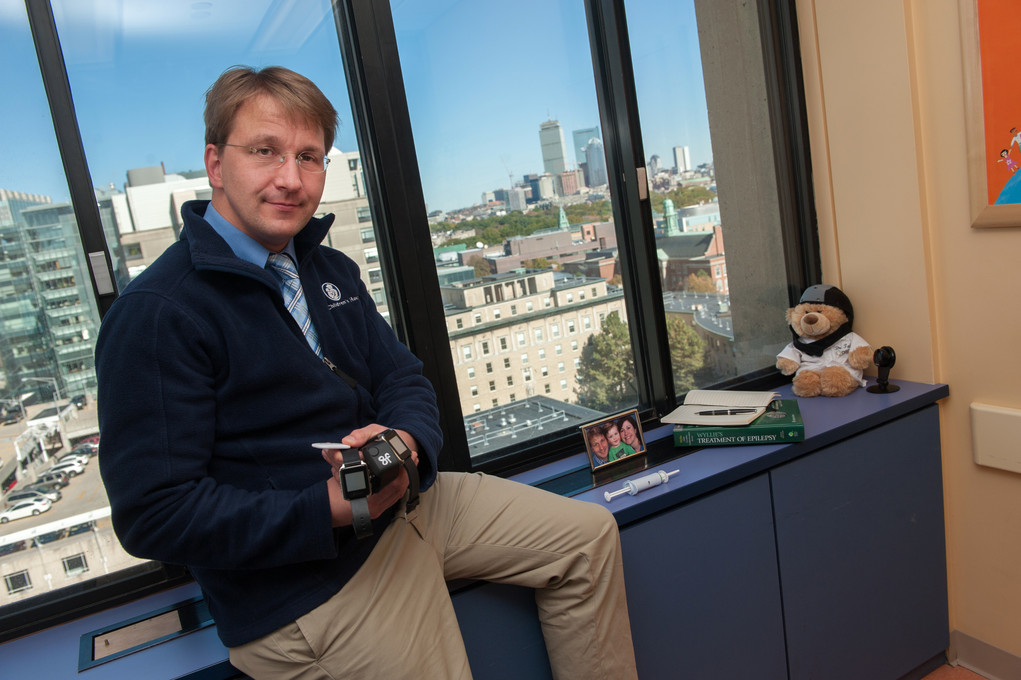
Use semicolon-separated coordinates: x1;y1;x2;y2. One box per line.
539;119;568;176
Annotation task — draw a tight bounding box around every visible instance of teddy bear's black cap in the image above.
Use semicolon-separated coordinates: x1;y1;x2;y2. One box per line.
799;284;854;324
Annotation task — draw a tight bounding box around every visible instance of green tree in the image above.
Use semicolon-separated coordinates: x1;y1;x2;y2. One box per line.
685;271;716;294
576;312;637;412
522;257;553;270
667;316;706;393
467;256;492;277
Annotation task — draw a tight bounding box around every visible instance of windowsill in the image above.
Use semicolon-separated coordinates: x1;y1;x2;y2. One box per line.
513;378;949;526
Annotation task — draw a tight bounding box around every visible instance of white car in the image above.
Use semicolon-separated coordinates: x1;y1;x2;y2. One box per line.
47;460;85;478
56;453;89;467
0;497;52;523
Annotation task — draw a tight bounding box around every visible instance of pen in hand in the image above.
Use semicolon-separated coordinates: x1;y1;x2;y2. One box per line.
695;408;758;416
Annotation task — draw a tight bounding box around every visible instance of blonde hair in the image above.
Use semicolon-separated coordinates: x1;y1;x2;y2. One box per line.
204;65;338;151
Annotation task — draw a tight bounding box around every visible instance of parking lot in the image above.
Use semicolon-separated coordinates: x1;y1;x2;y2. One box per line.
0;399;107;535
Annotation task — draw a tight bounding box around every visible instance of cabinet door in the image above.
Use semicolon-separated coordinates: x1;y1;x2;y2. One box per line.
621;474;787;680
772;405;948;680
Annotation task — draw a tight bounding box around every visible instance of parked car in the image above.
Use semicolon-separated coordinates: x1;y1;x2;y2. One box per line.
56;453;89;467
24;480;64;496
5;487;61;504
47;460;85;478
34;471;69;488
70;394;87;409
1;412;23;425
32;529;67;546
0;540;27;556
66;521;95;537
0;498;51;523
69;443;98;458
74;434;100;447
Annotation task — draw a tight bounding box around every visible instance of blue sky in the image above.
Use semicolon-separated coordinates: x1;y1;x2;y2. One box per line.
2;0;710;214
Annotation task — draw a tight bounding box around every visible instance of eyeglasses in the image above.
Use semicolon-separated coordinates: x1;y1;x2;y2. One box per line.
219;144;330;173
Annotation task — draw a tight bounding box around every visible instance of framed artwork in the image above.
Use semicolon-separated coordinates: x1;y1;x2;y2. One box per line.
961;0;1021;228
581;409;646;471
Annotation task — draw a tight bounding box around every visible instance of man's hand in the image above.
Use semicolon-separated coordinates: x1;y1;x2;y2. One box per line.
322;425;419;528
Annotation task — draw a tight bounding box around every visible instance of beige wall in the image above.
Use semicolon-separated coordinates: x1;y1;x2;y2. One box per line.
798;0;1021;665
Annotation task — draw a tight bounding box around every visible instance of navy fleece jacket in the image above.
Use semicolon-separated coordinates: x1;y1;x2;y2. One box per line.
95;200;442;647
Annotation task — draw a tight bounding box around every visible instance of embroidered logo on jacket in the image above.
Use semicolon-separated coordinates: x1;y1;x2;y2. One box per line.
322;281;359;310
322;282;342;301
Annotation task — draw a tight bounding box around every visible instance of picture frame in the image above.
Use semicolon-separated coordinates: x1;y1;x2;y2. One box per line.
960;0;1021;228
581;408;646;471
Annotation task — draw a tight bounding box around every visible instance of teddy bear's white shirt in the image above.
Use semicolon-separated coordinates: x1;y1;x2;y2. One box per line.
777;332;870;386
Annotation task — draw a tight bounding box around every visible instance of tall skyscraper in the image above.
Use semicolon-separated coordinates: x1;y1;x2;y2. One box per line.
539;120;568;176
572;126;600;166
673;145;691;173
584;138;608;187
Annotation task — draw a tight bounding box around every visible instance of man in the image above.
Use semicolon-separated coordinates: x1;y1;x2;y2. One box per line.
588;423;611;466
96;66;637;679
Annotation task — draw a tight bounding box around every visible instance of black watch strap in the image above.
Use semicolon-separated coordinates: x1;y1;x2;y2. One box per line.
403;455;420;512
341;448;373;539
381;430;420;512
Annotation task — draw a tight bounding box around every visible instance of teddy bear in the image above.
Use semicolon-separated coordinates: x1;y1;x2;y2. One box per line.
776;284;872;397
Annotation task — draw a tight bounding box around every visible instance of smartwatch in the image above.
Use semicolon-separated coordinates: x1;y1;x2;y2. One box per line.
379;429;421;512
339;448;373;539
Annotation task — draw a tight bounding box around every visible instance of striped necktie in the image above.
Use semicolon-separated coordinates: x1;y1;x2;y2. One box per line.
266;252;322;357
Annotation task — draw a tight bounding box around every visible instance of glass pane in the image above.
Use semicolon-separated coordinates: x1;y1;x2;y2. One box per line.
625;0;793;394
1;0;383;614
0;0;114;608
391;0;639;462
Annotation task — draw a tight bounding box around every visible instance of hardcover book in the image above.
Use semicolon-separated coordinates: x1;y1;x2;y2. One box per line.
673;399;804;447
661;389;781;426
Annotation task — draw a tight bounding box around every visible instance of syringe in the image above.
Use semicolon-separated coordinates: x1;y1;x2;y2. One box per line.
603;469;680;501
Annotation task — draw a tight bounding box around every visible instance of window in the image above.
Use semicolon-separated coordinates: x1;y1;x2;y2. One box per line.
481;341;490;356
466;367;475;378
4;571;31;595
391;0;815;470
356;206;372;222
62;554;89;577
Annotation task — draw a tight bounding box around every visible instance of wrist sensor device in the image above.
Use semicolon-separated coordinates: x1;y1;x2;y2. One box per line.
337;429;420;539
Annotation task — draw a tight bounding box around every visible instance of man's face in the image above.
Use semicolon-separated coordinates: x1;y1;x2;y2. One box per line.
590;431;609;461
205;93;328;252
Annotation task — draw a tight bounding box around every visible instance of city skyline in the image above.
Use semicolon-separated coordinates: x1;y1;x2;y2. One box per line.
2;0;711;214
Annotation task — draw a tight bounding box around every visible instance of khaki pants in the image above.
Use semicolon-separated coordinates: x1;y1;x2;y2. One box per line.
229;471;637;680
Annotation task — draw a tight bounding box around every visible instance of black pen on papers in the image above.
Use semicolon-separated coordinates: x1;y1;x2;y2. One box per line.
695;408;758;416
